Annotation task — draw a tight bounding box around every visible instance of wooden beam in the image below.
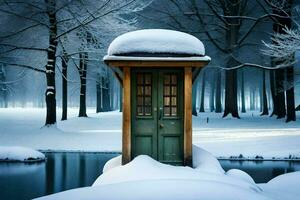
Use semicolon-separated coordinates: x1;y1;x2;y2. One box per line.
106;60;209;68
184;67;193;166
122;67;131;165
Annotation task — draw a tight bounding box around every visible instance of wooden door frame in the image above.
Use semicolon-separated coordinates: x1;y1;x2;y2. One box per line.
122;66;193;166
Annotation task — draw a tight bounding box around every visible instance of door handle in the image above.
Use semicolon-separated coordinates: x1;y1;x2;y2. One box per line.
159;107;163;120
159;123;164;129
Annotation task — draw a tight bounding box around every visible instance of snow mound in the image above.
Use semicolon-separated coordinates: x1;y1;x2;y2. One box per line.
260;171;300;200
102;155;121;173
36;179;271;200
38;154;269;200
193;145;224;174
0;146;45;162
93;155;261;193
107;29;205;56
35;147;300;200
226;169;255;184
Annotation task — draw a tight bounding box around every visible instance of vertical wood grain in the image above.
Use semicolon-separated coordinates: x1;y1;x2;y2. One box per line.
122;67;131;165
184;67;193;166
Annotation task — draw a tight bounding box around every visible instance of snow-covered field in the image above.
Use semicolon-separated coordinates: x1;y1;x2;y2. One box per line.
0;108;300;159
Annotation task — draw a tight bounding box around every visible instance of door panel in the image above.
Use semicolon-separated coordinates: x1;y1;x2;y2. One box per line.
131;68;183;165
131;70;158;159
158;70;183;164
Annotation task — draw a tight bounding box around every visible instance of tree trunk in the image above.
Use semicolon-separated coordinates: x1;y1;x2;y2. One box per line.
0;64;8;108
261;69;269;115
275;69;286;119
215;70;222;113
61;54;68;120
119;86;123;112
270;70;278;116
96;76;103;113
192;81;198;116
45;0;57;126
78;52;88;117
223;69;239;118
240;69;246;113
223;1;240;119
199;71;206;113
209;79;215;112
102;88;110;111
271;0;292;120
286;66;296;122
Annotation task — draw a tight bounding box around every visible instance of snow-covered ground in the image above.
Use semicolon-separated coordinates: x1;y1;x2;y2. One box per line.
0;146;45;162
35;146;300;200
0;108;300;159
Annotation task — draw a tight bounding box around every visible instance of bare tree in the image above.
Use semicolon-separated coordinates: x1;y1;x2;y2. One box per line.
138;0;288;119
262;0;297;122
0;0;152;126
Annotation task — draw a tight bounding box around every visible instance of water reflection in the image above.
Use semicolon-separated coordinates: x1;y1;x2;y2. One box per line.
1;153;300;200
0;152;118;200
220;160;300;183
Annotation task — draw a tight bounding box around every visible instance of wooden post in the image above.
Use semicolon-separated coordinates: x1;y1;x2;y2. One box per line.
122;67;131;165
184;67;192;166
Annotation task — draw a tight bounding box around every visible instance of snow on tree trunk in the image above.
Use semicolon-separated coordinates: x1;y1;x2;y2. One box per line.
45;0;57;126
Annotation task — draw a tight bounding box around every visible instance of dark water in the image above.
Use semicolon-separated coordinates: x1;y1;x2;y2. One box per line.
1;153;300;200
220;159;300;183
0;152;119;200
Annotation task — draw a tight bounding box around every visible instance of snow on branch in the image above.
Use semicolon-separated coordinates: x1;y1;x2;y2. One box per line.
262;27;300;63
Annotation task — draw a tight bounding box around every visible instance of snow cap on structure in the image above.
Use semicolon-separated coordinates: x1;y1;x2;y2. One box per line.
107;29;205;57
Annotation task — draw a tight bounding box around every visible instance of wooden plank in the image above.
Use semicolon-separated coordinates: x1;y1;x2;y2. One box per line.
105;60;209;68
184;67;193;166
122;67;131;165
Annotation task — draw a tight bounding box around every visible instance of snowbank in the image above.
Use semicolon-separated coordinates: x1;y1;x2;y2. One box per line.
0;146;45;162
107;29;205;56
102;155;121;173
35;146;300;200
192;145;224;174
260;172;300;200
103;145;224;174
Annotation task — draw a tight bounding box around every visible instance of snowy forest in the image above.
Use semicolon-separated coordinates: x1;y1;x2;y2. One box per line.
1;1;300;200
0;0;299;125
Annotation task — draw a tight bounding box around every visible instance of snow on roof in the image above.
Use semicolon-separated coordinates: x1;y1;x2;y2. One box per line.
107;29;206;57
103;55;211;62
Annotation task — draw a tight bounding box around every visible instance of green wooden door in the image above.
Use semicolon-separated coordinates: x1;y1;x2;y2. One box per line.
131;68;183;165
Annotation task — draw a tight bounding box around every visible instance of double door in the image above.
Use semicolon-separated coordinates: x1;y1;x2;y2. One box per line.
131;68;183;165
